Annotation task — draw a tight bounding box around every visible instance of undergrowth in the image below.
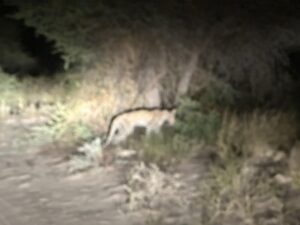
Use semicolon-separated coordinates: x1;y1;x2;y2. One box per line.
132;75;299;168
218;110;298;159
137;80;230;165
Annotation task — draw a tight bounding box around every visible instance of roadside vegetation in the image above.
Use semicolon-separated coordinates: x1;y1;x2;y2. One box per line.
1;0;300;224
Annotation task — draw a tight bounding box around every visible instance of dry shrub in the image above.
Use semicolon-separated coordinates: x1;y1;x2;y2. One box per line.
0;69;65;118
65;69;139;133
205;164;283;225
33;74;138;141
218;110;299;159
202;115;293;225
124;162;190;214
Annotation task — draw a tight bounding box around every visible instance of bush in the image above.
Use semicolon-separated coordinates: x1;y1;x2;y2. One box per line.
175;98;221;144
137;81;234;165
175;79;234;144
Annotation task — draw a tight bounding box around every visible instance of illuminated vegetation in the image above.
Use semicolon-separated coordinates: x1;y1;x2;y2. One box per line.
0;1;300;223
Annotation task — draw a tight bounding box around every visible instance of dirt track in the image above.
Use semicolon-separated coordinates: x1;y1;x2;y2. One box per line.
4;115;294;225
0;117;143;225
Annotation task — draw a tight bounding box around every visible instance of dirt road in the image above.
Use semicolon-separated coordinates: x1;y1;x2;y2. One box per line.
0;117;142;225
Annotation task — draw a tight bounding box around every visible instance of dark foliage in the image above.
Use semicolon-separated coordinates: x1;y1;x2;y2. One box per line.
3;0;300;104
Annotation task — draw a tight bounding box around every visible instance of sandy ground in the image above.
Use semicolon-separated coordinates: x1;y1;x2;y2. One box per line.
0;118;206;225
0;116;144;225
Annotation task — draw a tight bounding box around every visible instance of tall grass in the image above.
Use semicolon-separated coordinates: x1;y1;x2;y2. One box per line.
218;110;298;160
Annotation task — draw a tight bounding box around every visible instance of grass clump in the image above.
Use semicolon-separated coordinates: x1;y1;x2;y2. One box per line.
218;110;298;160
0;68;23;116
197;109;299;225
34;102;94;142
141;131;186;167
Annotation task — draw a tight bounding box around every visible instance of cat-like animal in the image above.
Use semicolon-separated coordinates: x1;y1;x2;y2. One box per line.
104;108;176;147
